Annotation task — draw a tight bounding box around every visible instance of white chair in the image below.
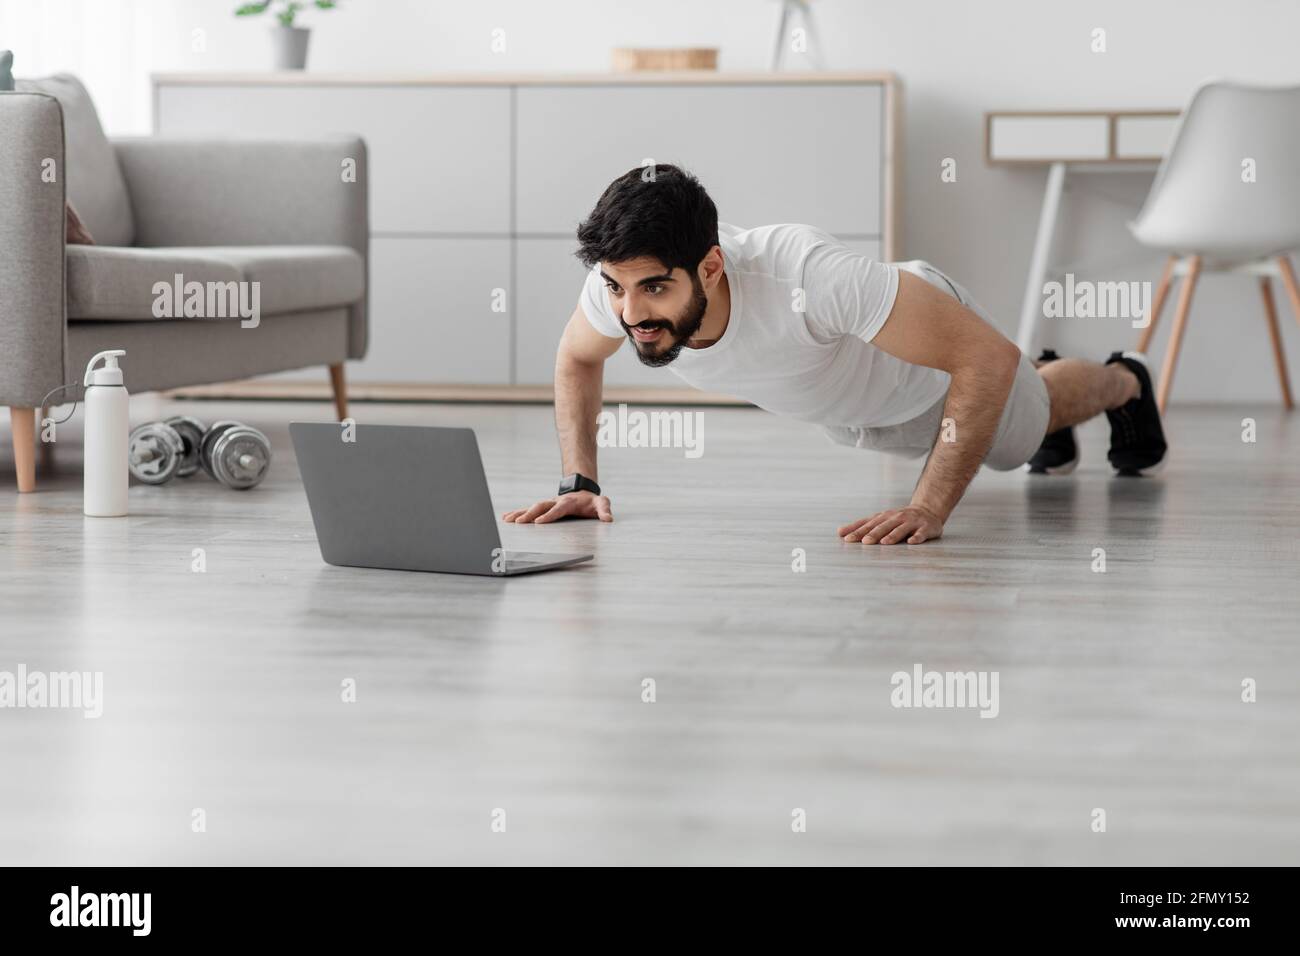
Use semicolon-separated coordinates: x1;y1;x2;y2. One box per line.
1130;79;1300;412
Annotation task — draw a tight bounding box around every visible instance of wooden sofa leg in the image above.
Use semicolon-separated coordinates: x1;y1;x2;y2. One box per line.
10;407;36;493
328;363;348;421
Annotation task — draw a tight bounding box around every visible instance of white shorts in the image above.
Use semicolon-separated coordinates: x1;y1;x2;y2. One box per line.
822;262;1051;472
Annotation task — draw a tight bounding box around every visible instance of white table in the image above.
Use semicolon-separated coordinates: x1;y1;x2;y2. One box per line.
985;110;1180;354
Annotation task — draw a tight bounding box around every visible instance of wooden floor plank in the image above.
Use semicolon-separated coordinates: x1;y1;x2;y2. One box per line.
1;399;1296;864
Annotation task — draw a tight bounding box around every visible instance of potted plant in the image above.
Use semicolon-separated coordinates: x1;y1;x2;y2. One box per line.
235;0;339;71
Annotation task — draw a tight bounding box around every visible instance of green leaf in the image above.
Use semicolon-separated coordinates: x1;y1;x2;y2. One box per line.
315;0;338;8
277;1;302;26
233;1;271;16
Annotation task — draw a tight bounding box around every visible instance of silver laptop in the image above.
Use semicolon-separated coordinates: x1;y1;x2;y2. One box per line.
290;422;593;576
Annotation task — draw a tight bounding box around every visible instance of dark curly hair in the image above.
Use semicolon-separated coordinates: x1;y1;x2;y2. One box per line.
575;164;719;273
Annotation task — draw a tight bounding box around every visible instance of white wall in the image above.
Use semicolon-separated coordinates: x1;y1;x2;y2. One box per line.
5;0;1299;401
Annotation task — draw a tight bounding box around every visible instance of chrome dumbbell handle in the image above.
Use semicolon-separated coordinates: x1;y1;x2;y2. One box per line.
165;415;208;478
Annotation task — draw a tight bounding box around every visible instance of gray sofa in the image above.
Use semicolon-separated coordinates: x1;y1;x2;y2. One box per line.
1;74;368;492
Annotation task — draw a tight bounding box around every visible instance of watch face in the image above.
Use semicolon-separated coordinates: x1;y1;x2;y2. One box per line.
559;475;579;495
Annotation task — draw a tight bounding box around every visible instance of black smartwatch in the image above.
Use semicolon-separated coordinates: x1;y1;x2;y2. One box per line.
558;473;601;496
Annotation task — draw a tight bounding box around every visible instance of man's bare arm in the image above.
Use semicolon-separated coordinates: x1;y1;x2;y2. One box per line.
503;304;622;524
909;349;1017;522
554;307;615;478
839;270;1021;544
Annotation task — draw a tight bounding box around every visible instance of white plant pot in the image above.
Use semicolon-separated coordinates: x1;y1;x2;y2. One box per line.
271;26;310;70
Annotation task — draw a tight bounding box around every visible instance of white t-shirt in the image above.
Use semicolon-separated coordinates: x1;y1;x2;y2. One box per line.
578;222;953;428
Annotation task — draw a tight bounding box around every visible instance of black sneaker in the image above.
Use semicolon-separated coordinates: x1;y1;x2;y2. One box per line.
1104;351;1167;476
1026;350;1079;475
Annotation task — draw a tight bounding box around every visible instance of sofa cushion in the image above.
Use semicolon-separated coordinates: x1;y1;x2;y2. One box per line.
15;74;135;248
67;245;365;320
193;246;366;316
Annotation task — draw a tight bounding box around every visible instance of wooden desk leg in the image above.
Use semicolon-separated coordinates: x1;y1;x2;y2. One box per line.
10;406;36;493
1259;277;1294;410
1015;161;1067;355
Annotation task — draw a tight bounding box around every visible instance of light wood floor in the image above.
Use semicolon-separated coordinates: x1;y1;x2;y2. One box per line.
1;398;1297;865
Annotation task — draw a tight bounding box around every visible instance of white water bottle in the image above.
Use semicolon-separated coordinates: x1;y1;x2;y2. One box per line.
83;349;129;517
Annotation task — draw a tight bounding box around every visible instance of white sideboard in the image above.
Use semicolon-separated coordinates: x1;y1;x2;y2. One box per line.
153;72;899;398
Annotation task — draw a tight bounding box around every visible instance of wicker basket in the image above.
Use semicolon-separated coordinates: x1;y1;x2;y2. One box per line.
611;48;719;72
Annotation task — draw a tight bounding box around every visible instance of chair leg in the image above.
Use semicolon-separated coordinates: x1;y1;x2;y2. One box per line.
1259;277;1294;410
1156;255;1201;414
1136;255;1178;354
10;406;36;493
1277;254;1300;332
328;363;348;422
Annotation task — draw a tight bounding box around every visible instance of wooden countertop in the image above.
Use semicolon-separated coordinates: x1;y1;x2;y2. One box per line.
152;70;898;87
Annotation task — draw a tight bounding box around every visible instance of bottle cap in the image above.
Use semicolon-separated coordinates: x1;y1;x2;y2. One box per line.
84;349;126;387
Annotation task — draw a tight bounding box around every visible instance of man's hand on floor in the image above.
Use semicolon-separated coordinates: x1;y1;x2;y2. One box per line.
839;505;944;545
503;490;613;524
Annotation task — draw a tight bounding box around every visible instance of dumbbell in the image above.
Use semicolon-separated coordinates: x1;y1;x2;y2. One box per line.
197;420;272;490
128;417;271;490
128;415;207;484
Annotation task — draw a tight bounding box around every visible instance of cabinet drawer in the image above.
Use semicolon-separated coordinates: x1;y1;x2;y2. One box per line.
515;84;882;236
157;84;511;233
358;237;511;383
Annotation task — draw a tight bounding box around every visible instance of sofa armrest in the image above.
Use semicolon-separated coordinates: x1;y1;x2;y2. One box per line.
113;136;369;359
0;92;67;408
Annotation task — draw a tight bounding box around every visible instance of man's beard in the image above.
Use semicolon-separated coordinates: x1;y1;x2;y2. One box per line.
620;275;708;367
